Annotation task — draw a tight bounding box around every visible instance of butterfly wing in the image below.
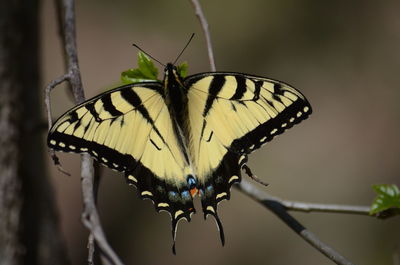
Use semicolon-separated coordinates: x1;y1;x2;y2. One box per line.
185;73;312;218
48;83;196;230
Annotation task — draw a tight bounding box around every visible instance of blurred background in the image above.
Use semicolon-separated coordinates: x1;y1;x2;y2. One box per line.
41;0;400;264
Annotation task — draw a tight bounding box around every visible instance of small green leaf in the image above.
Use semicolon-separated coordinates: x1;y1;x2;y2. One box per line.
137;52;158;80
177;62;188;78
121;69;155;84
120;52;160;84
370;184;400;215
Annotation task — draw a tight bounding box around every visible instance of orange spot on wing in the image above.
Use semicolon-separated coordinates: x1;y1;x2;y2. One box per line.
190;188;198;198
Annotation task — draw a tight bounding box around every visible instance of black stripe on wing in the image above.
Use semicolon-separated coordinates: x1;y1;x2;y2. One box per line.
203;75;225;116
230;75;246;100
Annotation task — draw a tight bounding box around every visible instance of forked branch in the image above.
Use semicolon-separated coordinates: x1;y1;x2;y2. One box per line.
46;0;123;264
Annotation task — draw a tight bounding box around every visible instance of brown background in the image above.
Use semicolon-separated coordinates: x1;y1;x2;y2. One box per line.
42;0;400;264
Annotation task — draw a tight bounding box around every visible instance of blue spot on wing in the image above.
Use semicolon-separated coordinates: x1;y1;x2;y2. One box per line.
181;190;191;200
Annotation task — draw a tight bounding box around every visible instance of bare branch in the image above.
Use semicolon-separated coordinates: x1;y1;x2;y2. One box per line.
282;200;371;215
81;154;123;265
45;74;71;176
44;74;70;130
236;180;355;265
87;233;95;265
237;180;371;216
189;0;216;71
45;0;123;264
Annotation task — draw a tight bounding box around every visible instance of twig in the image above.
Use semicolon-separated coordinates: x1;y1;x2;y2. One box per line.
80;154;122;265
238;180;371;216
87;159;102;263
189;0;216;71
46;0;123;264
237;180;354;265
44;74;71;176
282;200;371;215
87;234;95;265
44;74;69;130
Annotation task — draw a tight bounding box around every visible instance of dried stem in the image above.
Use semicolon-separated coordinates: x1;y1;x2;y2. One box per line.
238;180;371;215
87;234;95;265
44;74;69;130
44;74;71;176
46;0;123;264
189;0;216;71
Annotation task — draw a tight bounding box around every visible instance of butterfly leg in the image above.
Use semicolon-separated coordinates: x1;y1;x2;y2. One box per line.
242;164;269;187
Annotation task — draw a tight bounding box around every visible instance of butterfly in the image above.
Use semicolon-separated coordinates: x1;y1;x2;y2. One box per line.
47;60;312;253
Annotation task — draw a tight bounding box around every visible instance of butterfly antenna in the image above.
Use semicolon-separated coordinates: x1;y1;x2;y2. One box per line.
173;33;195;65
131;43;166;67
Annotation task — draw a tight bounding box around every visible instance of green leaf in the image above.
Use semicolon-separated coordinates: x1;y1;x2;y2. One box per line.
137;52;158;80
176;62;188;78
120;52;159;84
370;184;400;215
121;69;155;84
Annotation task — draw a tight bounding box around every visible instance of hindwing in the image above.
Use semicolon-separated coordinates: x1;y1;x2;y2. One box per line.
185;73;312;217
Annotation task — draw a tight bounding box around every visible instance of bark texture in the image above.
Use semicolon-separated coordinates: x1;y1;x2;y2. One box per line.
0;1;69;264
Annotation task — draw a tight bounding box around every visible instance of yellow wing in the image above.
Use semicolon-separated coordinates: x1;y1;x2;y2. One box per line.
48;83;196;225
185;73;312;216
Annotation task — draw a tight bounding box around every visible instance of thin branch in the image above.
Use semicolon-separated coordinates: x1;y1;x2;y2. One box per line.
282;200;371;215
237;180;355;265
87;159;102;263
87;234;95;265
45;0;123;264
238;180;371;216
44;73;69;130
44;74;71;176
80;154;123;265
189;0;216;71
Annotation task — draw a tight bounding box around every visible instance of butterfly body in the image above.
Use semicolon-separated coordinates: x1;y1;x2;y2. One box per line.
48;62;312;252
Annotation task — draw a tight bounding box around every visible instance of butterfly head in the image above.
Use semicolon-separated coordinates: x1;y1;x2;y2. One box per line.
164;63;184;87
164;63;179;76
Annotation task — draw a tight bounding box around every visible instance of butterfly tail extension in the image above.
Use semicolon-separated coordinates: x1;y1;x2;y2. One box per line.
200;185;225;246
199;150;243;245
170;196;196;255
203;206;225;246
125;166;196;254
